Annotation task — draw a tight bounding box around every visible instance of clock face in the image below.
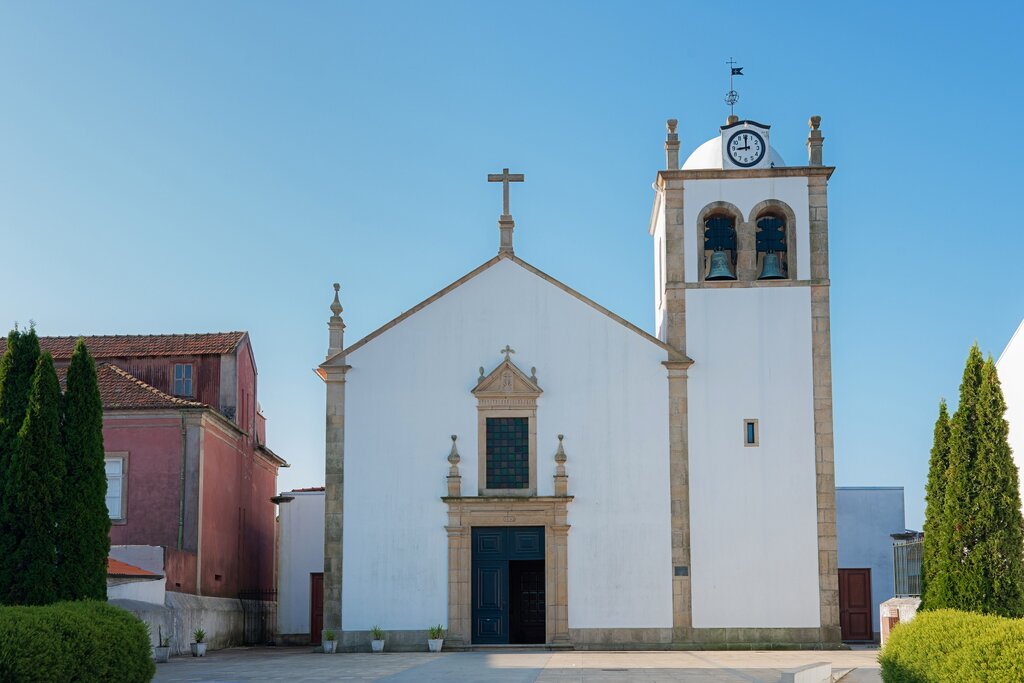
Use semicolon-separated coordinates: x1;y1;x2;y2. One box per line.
726;129;766;167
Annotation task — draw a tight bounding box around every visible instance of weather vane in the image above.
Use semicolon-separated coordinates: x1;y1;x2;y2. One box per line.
725;58;743;116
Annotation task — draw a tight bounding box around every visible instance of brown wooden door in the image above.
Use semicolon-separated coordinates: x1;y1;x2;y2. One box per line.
310;573;324;645
839;568;873;641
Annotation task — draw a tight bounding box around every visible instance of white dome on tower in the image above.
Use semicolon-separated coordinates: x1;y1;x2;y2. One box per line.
681;136;786;170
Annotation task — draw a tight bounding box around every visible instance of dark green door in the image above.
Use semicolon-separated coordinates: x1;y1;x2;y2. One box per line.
471;526;545;644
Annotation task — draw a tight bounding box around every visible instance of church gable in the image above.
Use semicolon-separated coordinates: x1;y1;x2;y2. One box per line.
329;255;683;365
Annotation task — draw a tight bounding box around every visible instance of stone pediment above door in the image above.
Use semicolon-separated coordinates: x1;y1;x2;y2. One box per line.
473;355;542;405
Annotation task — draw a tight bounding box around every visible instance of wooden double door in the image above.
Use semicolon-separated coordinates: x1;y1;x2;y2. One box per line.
472;526;546;644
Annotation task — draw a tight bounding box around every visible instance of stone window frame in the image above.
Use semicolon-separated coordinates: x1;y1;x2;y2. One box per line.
481;414;534;492
696;202;745;282
743;419;759;447
749;199;798;281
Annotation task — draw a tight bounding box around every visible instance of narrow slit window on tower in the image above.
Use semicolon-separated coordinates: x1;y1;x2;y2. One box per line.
755;214;788;280
744;419;759;447
703;214;737;281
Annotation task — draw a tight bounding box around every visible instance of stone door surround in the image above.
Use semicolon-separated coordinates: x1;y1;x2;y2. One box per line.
442;495;572;648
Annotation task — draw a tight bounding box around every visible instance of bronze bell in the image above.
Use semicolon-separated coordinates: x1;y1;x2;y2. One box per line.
758;252;785;280
706;250;736;281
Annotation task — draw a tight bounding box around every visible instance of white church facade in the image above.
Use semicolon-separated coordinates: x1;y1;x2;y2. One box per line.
317;114;841;649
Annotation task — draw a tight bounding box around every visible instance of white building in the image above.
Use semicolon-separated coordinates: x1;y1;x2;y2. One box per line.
276;488;326;645
835;487;909;643
997;319;1024;508
317;114;840;650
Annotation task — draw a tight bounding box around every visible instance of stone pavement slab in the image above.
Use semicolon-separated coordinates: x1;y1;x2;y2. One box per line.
152;647;882;683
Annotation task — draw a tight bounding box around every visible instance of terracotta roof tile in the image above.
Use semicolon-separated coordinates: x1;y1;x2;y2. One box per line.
0;332;246;360
55;363;208;410
107;558;162;578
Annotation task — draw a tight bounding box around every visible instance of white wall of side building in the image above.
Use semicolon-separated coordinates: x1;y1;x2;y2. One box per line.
342;257;673;631
998;319;1024;510
683;177;811;283
277;490;325;637
685;285;821;628
835;486;906;637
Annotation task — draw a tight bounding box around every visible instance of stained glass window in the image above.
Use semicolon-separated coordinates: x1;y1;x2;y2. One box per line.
486;417;529;489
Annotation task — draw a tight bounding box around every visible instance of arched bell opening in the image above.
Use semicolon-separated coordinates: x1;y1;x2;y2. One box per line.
703;214;738;281
755;213;789;280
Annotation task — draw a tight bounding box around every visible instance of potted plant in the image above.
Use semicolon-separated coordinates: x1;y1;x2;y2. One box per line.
154;626;171;663
427;624;444;653
370;625;385;653
322;629;337;654
191;628;207;657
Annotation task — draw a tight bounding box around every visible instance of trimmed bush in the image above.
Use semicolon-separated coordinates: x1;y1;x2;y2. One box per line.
0;601;155;683
880;609;1024;682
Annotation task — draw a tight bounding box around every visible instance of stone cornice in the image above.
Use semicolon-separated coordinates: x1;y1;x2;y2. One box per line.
656;166;835;185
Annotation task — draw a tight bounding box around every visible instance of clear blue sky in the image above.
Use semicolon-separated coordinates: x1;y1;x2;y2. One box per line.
2;2;1022;529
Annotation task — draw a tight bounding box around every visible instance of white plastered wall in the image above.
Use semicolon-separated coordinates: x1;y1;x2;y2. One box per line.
277;491;325;635
342;258;672;631
686;286;821;628
683;177;811;283
997;318;1024;513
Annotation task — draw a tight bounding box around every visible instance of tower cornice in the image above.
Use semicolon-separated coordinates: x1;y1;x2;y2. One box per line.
656;165;835;185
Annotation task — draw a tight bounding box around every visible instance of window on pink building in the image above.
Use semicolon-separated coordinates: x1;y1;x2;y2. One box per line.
174;363;193;396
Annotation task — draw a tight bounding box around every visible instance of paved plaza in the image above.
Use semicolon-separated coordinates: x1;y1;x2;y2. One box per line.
152;647;882;682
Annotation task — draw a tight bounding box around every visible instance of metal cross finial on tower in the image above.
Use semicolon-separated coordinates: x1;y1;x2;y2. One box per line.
500;345;515;361
488;168;525;255
725;58;743;116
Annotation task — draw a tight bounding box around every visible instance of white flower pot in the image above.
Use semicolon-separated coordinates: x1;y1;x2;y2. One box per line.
153;645;171;663
427;638;443;653
322;640;337;654
191;643;207;657
371;639;385;653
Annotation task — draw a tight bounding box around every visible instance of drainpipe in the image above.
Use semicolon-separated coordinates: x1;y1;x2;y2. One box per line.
178;414;187;550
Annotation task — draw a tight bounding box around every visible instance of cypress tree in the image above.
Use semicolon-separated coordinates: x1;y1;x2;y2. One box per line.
940;342;985;611
968;356;1024;616
57;339;110;601
0;326;41;601
5;352;64;605
920;399;951;609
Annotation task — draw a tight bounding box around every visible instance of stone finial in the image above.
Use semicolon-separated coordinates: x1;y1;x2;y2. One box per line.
807;115;824;166
553;434;568;496
327;282;346;359
447;435;462;497
665;118;680;170
478;367;485;384
727;114;739;125
330;283;343;318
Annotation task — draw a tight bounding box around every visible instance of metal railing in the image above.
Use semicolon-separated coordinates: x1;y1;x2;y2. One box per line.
238;589;277;645
893;538;923;597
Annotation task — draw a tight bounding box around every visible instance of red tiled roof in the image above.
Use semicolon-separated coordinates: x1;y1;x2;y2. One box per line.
108;558;162;578
55;363;208;410
0;332;246;359
291;486;325;493
96;363;208;410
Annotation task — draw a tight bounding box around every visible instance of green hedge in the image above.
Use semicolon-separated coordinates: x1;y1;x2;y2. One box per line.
880;609;1024;682
0;601;155;683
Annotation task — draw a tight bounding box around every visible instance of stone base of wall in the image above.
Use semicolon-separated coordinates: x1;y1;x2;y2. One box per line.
327;626;844;652
111;592;247;656
277;632;314;646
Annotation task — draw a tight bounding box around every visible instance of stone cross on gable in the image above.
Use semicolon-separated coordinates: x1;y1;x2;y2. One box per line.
501;345;515;361
488;168;524;255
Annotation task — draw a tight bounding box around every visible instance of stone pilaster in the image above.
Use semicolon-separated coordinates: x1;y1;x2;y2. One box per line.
665;360;693;641
322;283;349;641
808;172;840;644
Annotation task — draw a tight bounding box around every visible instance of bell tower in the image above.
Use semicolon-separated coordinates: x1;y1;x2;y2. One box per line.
650;114;840;646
